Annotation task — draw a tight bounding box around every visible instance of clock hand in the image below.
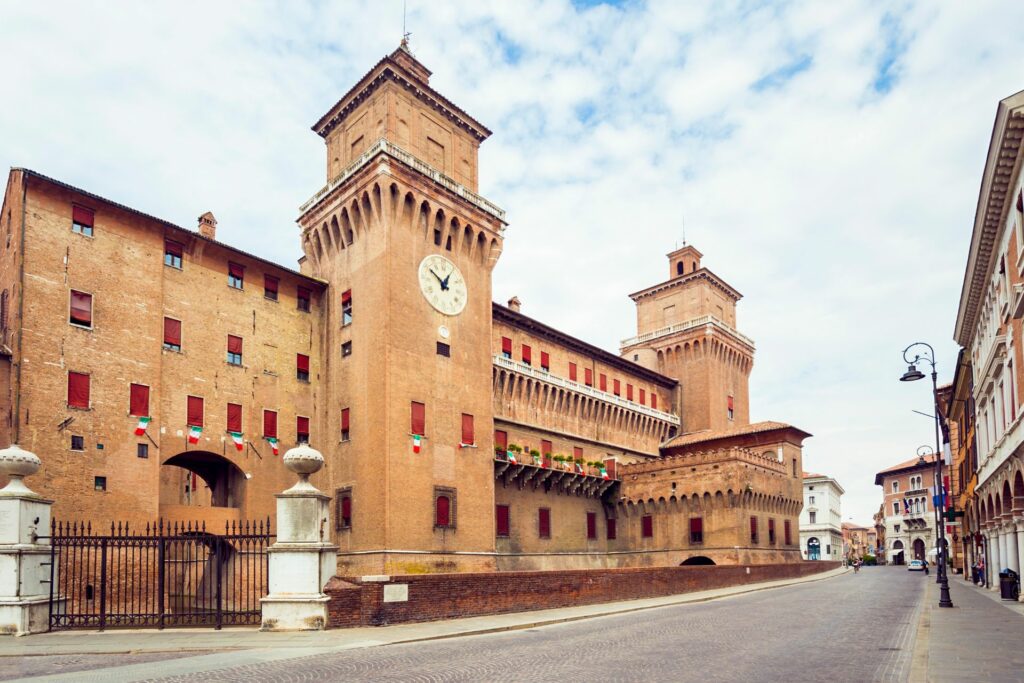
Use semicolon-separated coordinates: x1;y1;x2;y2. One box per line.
441;271;452;289
430;269;448;290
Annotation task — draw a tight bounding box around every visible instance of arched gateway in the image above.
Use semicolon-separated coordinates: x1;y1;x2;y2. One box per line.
159;451;248;525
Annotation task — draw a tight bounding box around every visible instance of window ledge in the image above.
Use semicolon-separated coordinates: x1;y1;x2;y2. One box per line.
264;296;279;303
69;322;93;331
67;406;92;412
164;263;183;271
70;231;95;240
162;347;183;354
226;362;245;369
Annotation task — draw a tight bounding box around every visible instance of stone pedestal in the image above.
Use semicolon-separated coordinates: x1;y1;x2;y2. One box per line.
261;444;338;631
0;445;52;636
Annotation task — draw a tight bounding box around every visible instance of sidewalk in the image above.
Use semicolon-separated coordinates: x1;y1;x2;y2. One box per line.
0;567;846;682
911;575;1024;682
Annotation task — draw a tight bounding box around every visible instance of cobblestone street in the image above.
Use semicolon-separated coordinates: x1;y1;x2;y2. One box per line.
6;567;929;682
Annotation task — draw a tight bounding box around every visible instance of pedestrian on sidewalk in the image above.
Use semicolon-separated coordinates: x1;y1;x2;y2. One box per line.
923;559;930;576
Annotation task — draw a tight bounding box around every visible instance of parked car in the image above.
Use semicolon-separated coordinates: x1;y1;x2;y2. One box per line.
908;560;925;572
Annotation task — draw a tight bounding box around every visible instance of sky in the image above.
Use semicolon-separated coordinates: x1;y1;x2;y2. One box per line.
2;0;1023;526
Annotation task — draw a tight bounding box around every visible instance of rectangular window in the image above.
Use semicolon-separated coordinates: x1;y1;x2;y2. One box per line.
68;372;90;409
585;368;593;387
522;344;532;365
341;407;351;441
613;379;621;396
750;516;759;544
892;502;899;515
689;517;703;544
573;446;583;461
436;341;450;357
600;374;607;392
606;517;617;540
496;504;510;537
264;275;279;300
72;205;94;236
263;409;277;438
541;439;552;457
297;286;311;312
187;396;204;427
784;520;792;545
728;395;734;421
163;317;182;351
137;443;149;459
228;262;244;289
639;388;645;405
297;416;310;443
461;413;474;445
227;335;243;365
540;351;550;371
569;362;578;382
651;392;658;410
94;476;106;492
341;289;352;325
296;353;310;381
227;403;242;433
768;518;776;545
336;488;352;530
164;239;183;268
501;336;512;359
69;290;93;327
341;341;352;357
538;508;551;538
641;514;653;538
411;401;425;436
809;511;817;524
587;512;597;540
71;435;84;451
809;496;815;504
626;384;633;401
494;430;507;450
435;487;455;529
129;383;149;416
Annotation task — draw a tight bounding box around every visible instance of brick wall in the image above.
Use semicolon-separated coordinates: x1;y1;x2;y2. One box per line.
325;561;839;628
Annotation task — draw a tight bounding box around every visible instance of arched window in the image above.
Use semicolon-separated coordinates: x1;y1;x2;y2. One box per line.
691;261;697;272
434;487;456;529
676;261;684;276
892;481;899;493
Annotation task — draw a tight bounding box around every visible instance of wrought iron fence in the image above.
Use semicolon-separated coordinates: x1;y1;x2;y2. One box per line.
48;518;272;631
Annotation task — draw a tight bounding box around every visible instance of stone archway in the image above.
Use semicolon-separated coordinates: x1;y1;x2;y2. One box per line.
912;538;926;561
892;540;905;565
681;556;716;566
807;537;821;561
160;451;247;526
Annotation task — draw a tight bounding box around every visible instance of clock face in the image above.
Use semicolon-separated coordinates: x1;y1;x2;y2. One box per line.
418;255;467;316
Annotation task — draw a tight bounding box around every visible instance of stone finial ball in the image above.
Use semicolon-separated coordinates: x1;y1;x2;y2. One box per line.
283;443;324;476
0;444;41;479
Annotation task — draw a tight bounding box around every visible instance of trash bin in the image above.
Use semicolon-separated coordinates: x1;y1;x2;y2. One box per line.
999;568;1019;600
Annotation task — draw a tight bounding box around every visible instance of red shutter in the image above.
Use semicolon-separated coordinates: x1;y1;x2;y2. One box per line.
341;407;350;431
613;379;620;396
187;396;203;427
587;512;597;539
496;504;510;537
728;395;734;410
690;517;703;534
70;290;92;325
538;508;551;538
164;318;181;346
768;518;776;542
411;401;425;435
585;368;593;386
165;240;184;257
651;392;658;410
297;286;311;305
341;289;352;304
606;517;617;540
784;520;792;545
494;430;507;449
573;446;583;460
569;363;577;381
227;335;243;354
263;409;277;438
264;275;279;294
750;516;758;540
72;205;94;227
296;353;310;372
129;384;149;416
501;337;512;354
67;372;90;408
604;458;617;480
227;403;242;433
541;439;552;456
642;515;653;538
297;416;310;438
639;389;646;405
522;345;532;364
461;413;474;444
599;374;607;391
626;384;633;401
540;351;550;369
435;495;451;526
341;496;352;525
229;262;245;279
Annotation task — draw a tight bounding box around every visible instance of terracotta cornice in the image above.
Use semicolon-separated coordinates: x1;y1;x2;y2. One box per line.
628;267;742;303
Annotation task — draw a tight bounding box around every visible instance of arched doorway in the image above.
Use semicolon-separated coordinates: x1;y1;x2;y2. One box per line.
808;537;821;560
912;538;926;561
160;451;247;526
681;556;716;566
892;540;905;565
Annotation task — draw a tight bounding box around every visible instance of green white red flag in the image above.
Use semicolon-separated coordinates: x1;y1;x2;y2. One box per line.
134;416;151;436
187;425;202;444
507;450;518;464
230;432;244;452
267;437;279;456
412;434;422;454
600;467;609;480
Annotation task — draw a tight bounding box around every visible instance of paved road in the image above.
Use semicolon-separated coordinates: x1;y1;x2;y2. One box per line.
123;567;923;683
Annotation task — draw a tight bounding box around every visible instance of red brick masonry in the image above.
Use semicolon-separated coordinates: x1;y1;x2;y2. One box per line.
325;561;841;628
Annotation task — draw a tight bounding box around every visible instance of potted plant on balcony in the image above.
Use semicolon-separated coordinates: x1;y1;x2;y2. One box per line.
573;457;585;475
552;454;566;470
530;449;542;467
506;443;523;464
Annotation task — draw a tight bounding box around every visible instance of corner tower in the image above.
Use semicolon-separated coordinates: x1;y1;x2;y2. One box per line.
297;44;506;575
620;244;754;434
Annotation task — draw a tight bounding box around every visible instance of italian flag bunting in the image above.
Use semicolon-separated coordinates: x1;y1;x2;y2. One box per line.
459;442;473;449
187;425;202;444
134;416;151;436
412;434;422;454
575;462;584;475
507;450;518;464
230;432;244;452
600;467;609;480
267;437;279;456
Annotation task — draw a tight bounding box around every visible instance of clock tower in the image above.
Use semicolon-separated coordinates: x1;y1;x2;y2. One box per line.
297;44;506;575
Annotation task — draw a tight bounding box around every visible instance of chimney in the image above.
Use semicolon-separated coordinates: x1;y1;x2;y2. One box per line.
198;212;217;240
507;296;521;312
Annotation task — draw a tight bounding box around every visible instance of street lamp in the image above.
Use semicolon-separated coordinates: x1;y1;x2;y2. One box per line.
900;342;954;609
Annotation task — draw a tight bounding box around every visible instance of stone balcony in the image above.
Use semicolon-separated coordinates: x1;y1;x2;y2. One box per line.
493;455;619;500
619;314;755;351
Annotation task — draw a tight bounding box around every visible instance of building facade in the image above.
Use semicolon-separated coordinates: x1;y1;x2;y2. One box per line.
0;44;810;575
799;472;843;562
875;455;939;565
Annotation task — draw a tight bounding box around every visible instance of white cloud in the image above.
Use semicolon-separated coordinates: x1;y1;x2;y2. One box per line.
1;0;1023;525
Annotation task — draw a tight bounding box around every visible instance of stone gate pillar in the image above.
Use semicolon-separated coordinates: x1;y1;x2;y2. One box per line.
260;444;338;631
0;445;52;635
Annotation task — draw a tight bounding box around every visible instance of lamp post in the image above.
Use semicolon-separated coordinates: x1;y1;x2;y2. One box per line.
915;445;943;562
900;342;954;608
